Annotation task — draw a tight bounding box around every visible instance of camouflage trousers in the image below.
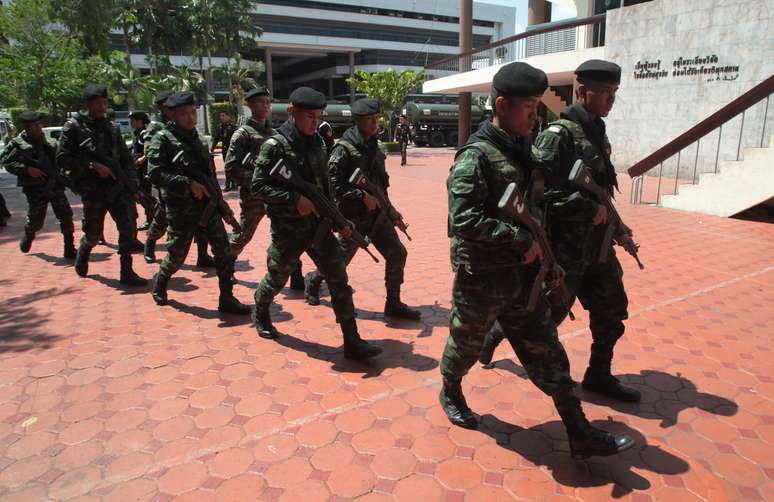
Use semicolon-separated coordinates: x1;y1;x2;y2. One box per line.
441;265;574;397
254;215;355;324
229;187;267;258
147;194;210;252
136;175;156;224
159;199;232;281
79;190;136;255
22;186;74;236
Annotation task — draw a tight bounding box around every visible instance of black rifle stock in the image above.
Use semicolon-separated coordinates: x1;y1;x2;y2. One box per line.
498;182;575;320
348;167;411;241
568;159;644;269
269;158;379;263
171;150;242;233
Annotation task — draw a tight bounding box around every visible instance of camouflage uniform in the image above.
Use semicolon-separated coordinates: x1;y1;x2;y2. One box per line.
131;125;155;225
441;122;573;400
1;131;75;254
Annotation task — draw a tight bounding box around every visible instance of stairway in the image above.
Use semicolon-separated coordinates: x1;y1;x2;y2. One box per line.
660;136;774;217
542;87;569;116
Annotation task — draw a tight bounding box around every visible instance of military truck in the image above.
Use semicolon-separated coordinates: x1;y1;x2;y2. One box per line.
402;102;486;147
269;102;353;137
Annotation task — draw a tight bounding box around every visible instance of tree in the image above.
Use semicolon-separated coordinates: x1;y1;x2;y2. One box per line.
53;0;119;58
213;52;264;115
347;69;425;139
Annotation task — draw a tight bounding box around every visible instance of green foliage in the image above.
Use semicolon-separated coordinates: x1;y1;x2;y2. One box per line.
213;52;264;113
208;102;238;141
52;0;119;58
346;69;425;117
379;141;401;153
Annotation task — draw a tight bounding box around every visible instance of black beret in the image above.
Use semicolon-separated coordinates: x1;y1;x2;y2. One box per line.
289;87;327;110
575;59;621;84
245;86;270;100
165;91;196;109
492;62;548;97
154;90;173;106
128;111;149;121
82;84;108;101
351;98;380;116
19;111;43;123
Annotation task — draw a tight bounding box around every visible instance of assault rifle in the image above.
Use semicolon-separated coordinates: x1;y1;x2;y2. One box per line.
7;148;69;200
498;182;575;320
78;137;155;209
171;150;242;233
269;158;379;263
568;159;644;269
348;167;411;241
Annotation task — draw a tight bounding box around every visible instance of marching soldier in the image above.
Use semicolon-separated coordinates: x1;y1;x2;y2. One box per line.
211;110;238;191
304;98;420;320
146;91;251;314
250;87;382;361
56;84;147;285
0;111;75;258
439;62;634;458
129;110;154;231
395;114;412;166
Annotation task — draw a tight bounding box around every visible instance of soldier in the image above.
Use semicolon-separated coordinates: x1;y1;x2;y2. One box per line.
0;193;9;227
129;110;154;230
439;62;633;458
250;87;382;361
146;91;251;314
143;92;215;268
304;98;420;320
395;114;412;166
212;110;238;191
56;84;147;285
0;111;76;258
224;86;305;288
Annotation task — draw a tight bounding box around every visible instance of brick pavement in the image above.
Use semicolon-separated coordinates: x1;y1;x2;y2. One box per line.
0;147;772;501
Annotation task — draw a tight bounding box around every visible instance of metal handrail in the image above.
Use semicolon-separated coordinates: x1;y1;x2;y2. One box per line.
426;14;607;71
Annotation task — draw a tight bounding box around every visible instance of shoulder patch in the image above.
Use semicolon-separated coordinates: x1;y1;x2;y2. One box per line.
547;125;563;134
265;138;278;147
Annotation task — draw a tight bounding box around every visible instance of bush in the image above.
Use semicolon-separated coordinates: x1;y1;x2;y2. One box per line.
380;141;401;153
207;101;238;143
8;107;64;128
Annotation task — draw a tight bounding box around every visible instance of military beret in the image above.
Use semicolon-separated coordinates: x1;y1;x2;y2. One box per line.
492;62;548;97
165;91;196;109
351;98;380;116
245;86;270;100
575;59;621;84
289;87;327;110
128;111;149;121
154;90;173;106
18;111;43;123
82;84;108;101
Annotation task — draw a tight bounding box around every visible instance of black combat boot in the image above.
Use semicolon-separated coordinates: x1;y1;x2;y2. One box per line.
217;280;251;315
304;272;323;306
74;244;91;277
143;238;157;264
341;318;382;361
384;286;421;320
119;254;148;286
63;234;77;260
19;230;34;253
439;378;478;429
195;237;215;268
98;234;106;245
131;237;145;252
289;263;305;291
582;345;641;403
478;329;505;367
151;272;170;305
554;393;635;459
252;303;279;339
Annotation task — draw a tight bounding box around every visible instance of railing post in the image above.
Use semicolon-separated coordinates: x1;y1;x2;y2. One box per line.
761;95;770;148
673;150;682;194
736;111;745;160
714;124;722;174
691;138;701;184
656;162;663;205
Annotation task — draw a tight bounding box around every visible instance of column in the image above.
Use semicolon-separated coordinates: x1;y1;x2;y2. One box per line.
265;47;274;97
458;0;473;147
527;0;552;26
348;52;355;103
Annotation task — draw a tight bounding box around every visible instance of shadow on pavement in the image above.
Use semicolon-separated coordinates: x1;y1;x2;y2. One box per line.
0;284;74;353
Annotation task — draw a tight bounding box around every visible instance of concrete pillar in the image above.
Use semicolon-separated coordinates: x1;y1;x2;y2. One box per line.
348;52;355;103
327;77;334;99
528;0;552;26
265;47;274;97
458;0;473;147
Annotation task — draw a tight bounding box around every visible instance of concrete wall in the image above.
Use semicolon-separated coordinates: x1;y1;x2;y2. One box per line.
604;0;774;175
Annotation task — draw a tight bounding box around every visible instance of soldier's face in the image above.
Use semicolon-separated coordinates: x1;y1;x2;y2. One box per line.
582;83;618;118
130;118;144;130
497;96;540;137
86;97;109;119
172;105;198;130
290;107;322;136
248;96;271;122
355;114;379;140
25;122;44;139
219;112;230;124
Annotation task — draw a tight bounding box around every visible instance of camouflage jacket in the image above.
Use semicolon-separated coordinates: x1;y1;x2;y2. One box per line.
224;118;274;187
0;131;59;188
146;123;213;203
250;120;329;219
447;121;536;273
328;125;388;219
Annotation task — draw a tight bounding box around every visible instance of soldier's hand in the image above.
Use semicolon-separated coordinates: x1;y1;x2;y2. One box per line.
522;240;542;265
135;155;146;166
296;196;319;217
91;162;115;179
27;167;47;179
191;181;210;200
362;193;381;211
339;225;353;240
591;205;608;226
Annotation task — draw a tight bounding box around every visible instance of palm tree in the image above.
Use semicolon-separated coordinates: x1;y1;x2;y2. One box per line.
213;52;264;116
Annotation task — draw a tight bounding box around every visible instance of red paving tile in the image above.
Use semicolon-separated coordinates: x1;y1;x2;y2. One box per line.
0;148;773;500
